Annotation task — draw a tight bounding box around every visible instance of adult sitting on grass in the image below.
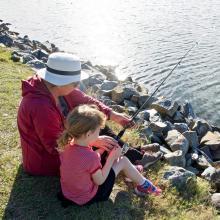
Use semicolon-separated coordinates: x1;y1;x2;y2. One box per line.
17;52;162;176
58;105;161;206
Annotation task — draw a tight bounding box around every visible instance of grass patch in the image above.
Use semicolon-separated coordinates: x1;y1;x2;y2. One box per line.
0;46;218;219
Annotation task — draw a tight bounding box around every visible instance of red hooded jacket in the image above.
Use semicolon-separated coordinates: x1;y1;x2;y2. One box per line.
17;75;112;176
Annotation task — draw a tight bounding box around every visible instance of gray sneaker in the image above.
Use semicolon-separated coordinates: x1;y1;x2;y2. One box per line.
136;151;163;168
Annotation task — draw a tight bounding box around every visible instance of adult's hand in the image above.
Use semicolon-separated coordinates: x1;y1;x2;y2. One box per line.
90;135;120;151
110;111;136;128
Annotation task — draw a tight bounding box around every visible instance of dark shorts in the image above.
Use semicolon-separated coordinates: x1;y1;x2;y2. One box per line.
58;169;116;207
85;168;116;205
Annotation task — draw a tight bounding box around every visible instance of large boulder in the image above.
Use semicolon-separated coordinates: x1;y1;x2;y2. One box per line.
200;131;220;150
165;130;189;154
111;85;124;104
0;34;13;47
164;150;186;167
26;59;46;69
192;119;212;140
31;49;49;60
174;123;189;134
182;131;199;149
138;95;157;109
163;166;196;191
100;80;118;91
151;99;179;117
83;74;105;88
181;101;196;119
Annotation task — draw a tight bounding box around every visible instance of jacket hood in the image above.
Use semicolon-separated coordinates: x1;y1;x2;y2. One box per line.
21;75;53;100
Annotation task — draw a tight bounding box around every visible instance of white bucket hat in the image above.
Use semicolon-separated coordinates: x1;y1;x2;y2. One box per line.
37;52;88;86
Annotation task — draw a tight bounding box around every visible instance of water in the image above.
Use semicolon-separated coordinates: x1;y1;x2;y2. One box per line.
1;0;220;125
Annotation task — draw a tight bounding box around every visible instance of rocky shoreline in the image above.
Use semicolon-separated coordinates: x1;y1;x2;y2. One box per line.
1;20;220;208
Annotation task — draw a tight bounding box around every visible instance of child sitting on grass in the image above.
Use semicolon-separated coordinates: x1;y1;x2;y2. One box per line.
57;104;161;206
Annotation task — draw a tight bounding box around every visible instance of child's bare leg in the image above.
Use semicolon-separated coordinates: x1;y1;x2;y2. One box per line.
112;156;162;196
112;156;145;185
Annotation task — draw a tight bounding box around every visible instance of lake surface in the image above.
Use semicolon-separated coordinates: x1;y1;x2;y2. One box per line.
1;0;220;125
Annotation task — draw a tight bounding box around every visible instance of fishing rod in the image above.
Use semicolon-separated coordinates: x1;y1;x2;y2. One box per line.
116;42;198;141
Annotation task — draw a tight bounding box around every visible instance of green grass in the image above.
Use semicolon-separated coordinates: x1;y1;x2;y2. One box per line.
0;46;218;219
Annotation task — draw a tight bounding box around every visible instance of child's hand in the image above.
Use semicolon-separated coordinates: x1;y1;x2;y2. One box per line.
109;146;122;160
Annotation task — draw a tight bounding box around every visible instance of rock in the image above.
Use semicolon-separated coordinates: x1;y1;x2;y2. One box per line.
151;99;179;117
182;131;199;149
211;193;220;209
137;108;161;124
201;167;216;181
81;60;93;70
159;145;172;154
110;105;125;113
14;39;32;51
100;80;118;91
122;84;139;100
162;121;174;136
22;54;35;64
83;74;104;88
181;101;196;119
186;166;200;175
134;83;148;94
200;146;213;161
210;169;220;189
211;149;220;161
138;95;157;109
0;43;6;47
149;121;167;133
124;99;137;108
11;53;20;62
97;89;112;98
99;96;116;106
165;130;189;154
124;76;133;82
138;110;150;121
163;166;196;190
195;154;211;169
173;111;186;123
174;123;189;134
0;34;13;47
127;106;138;115
164;150;186;167
111;86;124;104
32;40;52;53
130;95;140;104
149;109;162;123
192;119;212;140
31;49;49;60
26;59;46;69
140;127;153;138
185;153;193;167
200;131;220;150
150;133;164;145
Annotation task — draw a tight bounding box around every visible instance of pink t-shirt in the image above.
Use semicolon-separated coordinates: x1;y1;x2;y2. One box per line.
60;144;102;205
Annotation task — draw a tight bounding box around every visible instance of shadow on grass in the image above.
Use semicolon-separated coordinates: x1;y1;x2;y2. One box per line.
3;165;145;220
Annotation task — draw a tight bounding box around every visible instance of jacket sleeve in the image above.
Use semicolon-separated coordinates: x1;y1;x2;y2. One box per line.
32;104;63;155
65;88;112;119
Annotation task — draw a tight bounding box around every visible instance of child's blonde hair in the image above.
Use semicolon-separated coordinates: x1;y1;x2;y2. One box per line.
57;104;106;151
